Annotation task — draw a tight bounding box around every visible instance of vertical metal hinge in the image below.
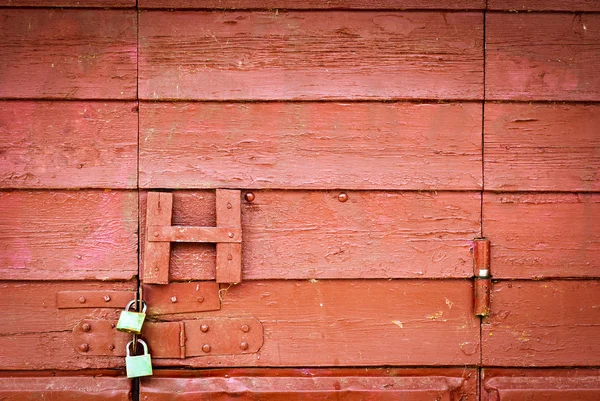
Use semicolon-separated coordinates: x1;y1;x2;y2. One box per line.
473;238;491;317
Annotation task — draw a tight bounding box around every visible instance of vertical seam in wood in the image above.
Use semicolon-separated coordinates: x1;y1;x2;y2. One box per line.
134;3;141;400
480;2;488;400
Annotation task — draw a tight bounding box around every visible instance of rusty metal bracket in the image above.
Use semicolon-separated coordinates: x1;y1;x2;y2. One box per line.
143;190;242;285
73;317;263;358
473;238;491;317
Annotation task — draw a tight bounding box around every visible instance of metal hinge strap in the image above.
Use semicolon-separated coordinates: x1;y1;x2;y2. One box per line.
473;238;491;317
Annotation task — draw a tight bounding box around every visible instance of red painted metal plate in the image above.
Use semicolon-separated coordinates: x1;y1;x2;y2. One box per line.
143;282;221;314
139;12;483;100
0;376;131;401
482;281;600;367
482;369;600;401
483;193;599;278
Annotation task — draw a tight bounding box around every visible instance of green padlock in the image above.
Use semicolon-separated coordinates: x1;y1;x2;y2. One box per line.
116;300;147;334
125;339;153;378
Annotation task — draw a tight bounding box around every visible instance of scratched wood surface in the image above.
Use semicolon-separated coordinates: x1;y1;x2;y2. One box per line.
0;9;137;99
482;369;600;401
486;13;600;101
0;376;131;400
0;0;134;6
484;103;600;192
0;101;138;189
140;191;481;280
482;280;600;367
139;11;483;100
483;193;599;279
139;102;482;190
139;0;485;9
0;191;138;281
487;0;600;11
141;368;478;401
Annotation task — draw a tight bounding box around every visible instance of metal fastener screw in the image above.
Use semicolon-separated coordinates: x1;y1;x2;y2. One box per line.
153;231;159;237
110;323;116;329
227;203;232;209
240;342;249;350
78;296;86;304
109;344;115;351
82;323;91;332
228;232;234;238
103;295;111;302
338;192;348;202
202;344;211;353
241;324;250;333
245;192;255;202
197;297;204;303
227;254;233;261
79;343;90;352
201;324;209;333
170;296;178;303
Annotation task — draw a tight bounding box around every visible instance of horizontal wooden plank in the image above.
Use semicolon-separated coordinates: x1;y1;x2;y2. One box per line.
0;190;138;281
0;101;138;189
0;281;134;370
486;13;600;101
484;103;600;191
482;280;600;367
0;376;131;400
488;0;600;11
483;193;599;278
139;0;485;9
153;280;480;366
0;0;135;6
142;368;477;400
139;11;484;100
482;369;600;401
140;191;481;280
140;102;482;190
0;10;137;99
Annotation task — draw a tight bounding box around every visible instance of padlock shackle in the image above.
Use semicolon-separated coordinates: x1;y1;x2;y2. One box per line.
126;339;149;357
125;299;147;314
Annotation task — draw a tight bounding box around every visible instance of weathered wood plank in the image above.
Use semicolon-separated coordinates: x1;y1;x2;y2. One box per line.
0;10;137;99
0;281;133;370
484;103;600;192
139;11;484;100
482;369;600;401
482;281;600;367
140;191;481;280
0;190;138;281
142;368;477;400
483;193;599;279
486;13;600;101
0;101;138;189
0;376;131;400
488;0;600;11
139;0;485;9
0;0;134;6
140;102;482;190
155;280;480;366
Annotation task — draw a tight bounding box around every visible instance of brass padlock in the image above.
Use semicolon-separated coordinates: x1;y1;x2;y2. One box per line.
125;339;153;378
116;300;147;334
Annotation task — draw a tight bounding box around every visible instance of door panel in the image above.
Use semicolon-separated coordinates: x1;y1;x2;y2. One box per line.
483;193;599;279
140;191;481;280
482;280;600;367
141;368;478;400
482;369;600;401
139;11;484;100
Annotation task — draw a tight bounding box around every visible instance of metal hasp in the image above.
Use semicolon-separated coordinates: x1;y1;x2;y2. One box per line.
144;190;242;285
473;238;491;317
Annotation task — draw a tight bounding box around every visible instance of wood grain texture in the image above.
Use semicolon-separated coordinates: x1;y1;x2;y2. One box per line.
142;368;477;400
139;11;484;100
483;193;599;279
140;191;481;280
0;0;135;6
0;281;134;370
488;0;600;11
484;103;600;192
153;280;480;366
0;190;138;281
482;280;600;367
0;10;137;99
0;101;138;189
140;102;482;190
139;0;485;9
482;369;600;401
486;13;600;101
0;376;131;400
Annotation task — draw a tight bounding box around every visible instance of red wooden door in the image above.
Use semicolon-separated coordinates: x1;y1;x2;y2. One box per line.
0;1;599;400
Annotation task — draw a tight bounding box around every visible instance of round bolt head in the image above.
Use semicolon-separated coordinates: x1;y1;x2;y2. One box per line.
201;324;209;333
227;254;233;261
197;297;205;303
81;323;91;332
109;344;115;351
240;324;250;333
245;192;255;202
170;296;178;303
79;343;90;352
227;202;232;209
103;295;111;302
338;192;348;202
202;344;211;353
228;232;234;238
240;342;249;350
110;323;116;329
153;231;159;237
78;296;86;304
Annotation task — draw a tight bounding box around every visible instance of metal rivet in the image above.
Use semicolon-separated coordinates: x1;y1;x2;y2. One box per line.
338;192;348;202
109;344;115;351
228;232;234;238
103;295;111;302
79;343;90;352
154;267;159;272
110;323;116;329
201;324;209;333
197;297;205;303
245;192;255;202
240;342;249;350
82;323;91;332
227;203;232;209
241;324;250;333
227;254;233;261
202;344;211;353
77;164;83;169
170;296;178;303
76;254;82;259
78;296;86;304
153;231;159;237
